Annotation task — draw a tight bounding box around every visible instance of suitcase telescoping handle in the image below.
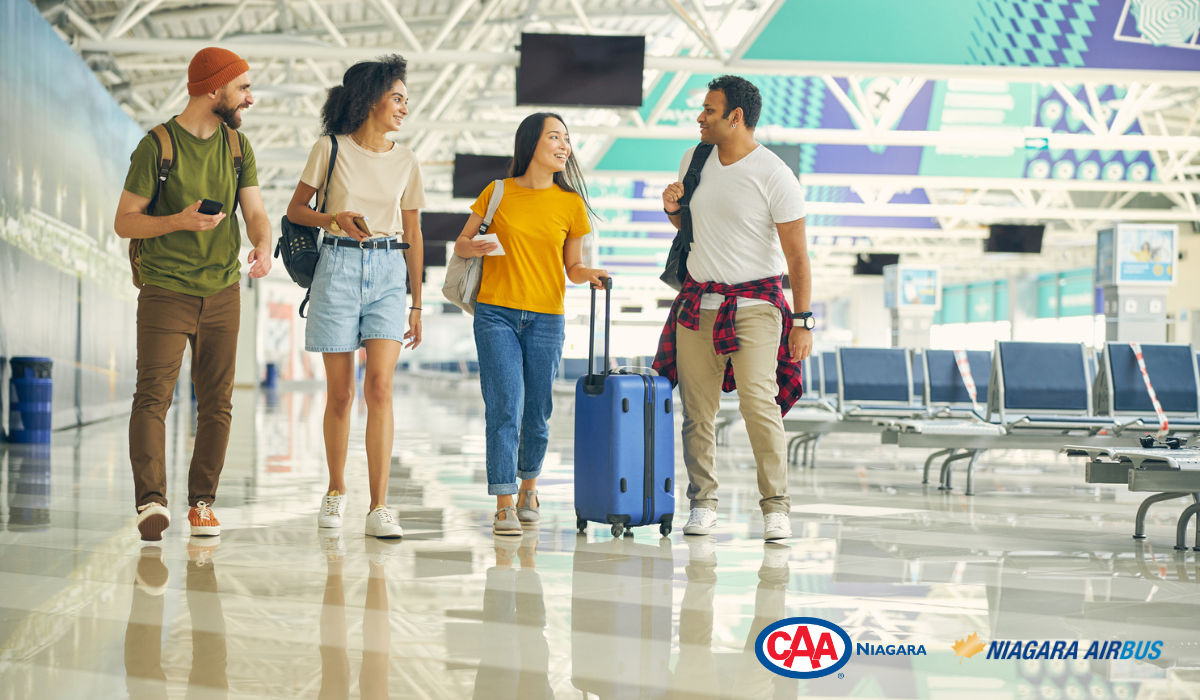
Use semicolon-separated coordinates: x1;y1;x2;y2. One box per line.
583;276;613;396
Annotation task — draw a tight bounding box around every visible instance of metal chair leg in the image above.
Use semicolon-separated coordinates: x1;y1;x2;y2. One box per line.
923;448;954;485
1134;492;1191;539
809;434;823;469
1175;502;1200;551
964;449;984;497
938;450;960;490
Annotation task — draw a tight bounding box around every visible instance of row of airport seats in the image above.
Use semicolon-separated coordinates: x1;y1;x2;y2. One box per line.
759;341;1200;496
400;360;481;376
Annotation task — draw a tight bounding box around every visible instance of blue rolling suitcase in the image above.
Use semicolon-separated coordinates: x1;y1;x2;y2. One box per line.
574;279;676;538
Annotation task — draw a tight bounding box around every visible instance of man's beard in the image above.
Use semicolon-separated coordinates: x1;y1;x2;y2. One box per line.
213;100;243;130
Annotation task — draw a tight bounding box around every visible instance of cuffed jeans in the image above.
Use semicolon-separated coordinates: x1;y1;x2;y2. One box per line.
474;303;564;496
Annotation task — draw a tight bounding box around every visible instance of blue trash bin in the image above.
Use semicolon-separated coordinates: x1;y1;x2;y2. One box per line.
9;357;53;444
263;362;278;389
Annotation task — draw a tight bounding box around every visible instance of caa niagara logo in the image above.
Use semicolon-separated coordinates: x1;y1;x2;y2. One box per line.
755;617;853;679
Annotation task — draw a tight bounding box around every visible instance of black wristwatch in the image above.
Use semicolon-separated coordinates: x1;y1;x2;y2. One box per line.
792;311;815;330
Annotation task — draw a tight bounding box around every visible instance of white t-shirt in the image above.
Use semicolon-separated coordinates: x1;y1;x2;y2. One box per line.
678;144;806;309
300;136;426;236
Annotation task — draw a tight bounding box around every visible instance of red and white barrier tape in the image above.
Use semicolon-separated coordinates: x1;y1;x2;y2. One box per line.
953;350;979;412
1129;342;1169;439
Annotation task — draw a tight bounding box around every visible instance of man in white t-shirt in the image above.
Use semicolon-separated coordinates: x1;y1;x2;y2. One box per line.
654;75;813;542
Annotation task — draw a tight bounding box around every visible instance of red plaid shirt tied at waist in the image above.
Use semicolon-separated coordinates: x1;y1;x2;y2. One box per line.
651;274;805;415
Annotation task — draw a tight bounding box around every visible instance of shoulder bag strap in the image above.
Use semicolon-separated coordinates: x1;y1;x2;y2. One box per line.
318;135;339;214
146;123;175;214
479;179;504;234
221;125;244;214
679;143;713;209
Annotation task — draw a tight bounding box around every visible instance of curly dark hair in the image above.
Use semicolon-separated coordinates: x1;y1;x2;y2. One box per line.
321;55;408;135
707;75;762;129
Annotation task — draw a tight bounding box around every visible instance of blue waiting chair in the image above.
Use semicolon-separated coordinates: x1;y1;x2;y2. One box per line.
1095;342;1200;434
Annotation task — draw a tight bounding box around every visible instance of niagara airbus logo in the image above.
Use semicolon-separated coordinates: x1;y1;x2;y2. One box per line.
754;617;852;679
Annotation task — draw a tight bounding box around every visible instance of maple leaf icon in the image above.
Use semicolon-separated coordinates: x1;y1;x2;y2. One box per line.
952;632;986;664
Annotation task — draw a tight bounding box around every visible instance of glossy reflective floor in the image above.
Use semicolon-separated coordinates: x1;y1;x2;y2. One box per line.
2;377;1200;699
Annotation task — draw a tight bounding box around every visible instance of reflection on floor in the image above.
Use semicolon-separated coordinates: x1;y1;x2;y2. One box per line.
1;376;1199;699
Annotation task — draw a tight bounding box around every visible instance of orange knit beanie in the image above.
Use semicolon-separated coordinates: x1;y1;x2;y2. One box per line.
187;47;250;96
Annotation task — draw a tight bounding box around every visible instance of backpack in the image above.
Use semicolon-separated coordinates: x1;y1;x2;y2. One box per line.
129;122;243;289
659;143;713;291
274;135;339;317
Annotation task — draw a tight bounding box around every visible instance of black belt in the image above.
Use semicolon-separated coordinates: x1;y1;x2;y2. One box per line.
323;235;409;250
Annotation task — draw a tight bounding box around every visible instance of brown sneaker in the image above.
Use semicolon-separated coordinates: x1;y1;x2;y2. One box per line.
136;503;171;541
188;502;221;537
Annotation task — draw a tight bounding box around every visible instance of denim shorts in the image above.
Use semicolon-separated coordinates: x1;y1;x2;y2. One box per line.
304;237;408;353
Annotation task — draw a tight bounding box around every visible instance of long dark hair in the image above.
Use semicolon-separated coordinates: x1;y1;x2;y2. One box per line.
321;55;407;135
510;112;595;217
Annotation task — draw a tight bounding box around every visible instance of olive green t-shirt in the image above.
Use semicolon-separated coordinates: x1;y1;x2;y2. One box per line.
123;118;258;297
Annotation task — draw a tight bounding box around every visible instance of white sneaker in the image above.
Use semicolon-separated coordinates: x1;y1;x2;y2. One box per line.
683;507;717;536
136;503;171;541
365;506;403;539
318;491;346;528
764;512;792;541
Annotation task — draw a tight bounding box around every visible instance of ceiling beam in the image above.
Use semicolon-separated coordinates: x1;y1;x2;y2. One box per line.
79;38;1200;86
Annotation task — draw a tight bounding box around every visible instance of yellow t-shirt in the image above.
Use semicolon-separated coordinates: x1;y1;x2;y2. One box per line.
469;178;591;315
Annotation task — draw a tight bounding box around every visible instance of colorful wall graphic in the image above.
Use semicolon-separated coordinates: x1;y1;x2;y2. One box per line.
746;0;1200;70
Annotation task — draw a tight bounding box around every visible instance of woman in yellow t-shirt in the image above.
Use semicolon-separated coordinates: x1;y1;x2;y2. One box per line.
453;113;607;536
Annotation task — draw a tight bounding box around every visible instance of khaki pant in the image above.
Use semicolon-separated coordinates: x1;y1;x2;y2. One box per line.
130;282;240;510
677;305;789;515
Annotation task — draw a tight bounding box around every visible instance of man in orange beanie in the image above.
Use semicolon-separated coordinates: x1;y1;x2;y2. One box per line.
114;47;273;542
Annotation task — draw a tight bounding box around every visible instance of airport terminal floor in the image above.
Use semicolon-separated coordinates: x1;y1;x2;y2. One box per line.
2;376;1199;699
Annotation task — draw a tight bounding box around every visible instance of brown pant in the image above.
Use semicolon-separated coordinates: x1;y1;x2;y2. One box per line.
130;282;240;509
677;305;789;515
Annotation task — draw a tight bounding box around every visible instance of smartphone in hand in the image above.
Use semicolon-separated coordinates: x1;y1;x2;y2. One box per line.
198;199;224;215
352;216;372;237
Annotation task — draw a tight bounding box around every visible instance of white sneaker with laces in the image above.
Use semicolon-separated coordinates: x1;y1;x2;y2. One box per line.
763;512;792;541
318;491;345;528
365;505;403;539
683;507;717;536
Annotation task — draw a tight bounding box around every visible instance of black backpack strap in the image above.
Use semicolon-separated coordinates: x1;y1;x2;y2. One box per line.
299;290;312;318
146;123;175;214
679;143;713;210
317;135;339;214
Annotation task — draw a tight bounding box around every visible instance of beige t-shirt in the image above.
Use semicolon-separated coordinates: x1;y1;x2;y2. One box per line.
300;135;426;236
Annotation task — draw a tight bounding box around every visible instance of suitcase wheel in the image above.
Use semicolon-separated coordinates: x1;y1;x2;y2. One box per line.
577;517;587;533
610;523;624;537
659;522;672;537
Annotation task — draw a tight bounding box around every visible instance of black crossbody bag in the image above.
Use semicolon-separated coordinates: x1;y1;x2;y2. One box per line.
659;143;714;292
274;135;339;317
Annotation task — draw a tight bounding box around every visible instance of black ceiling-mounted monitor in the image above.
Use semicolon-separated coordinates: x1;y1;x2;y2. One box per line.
421;212;470;242
853;253;900;275
516;33;646;108
453;154;511;200
985;224;1045;253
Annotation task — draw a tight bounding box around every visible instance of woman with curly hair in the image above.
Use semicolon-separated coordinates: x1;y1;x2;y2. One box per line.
286;54;424;539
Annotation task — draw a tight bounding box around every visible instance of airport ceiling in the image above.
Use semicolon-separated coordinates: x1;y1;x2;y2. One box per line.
36;0;1200;281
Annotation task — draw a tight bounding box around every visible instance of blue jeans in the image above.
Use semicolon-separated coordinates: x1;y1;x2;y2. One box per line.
474;303;565;496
